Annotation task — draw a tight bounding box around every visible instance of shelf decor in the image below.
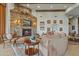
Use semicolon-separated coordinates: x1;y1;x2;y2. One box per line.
59;20;63;24
59;27;63;31
40;21;45;30
47;27;50;32
40;27;45;30
40;21;45;26
53;20;57;24
47;20;51;24
72;26;75;30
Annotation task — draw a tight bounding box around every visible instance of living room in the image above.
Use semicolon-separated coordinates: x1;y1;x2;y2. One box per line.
0;3;79;56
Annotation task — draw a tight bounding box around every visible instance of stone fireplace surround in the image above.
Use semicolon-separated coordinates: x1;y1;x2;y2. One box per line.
10;4;37;37
12;25;32;37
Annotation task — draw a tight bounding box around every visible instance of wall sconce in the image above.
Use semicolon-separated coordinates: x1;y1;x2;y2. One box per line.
33;22;36;27
14;19;21;25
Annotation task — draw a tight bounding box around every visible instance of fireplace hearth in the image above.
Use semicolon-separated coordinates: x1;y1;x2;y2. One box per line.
22;29;31;36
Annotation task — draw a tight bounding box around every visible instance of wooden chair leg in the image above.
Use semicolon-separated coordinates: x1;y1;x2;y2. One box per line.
3;41;5;48
0;36;2;42
1;36;5;48
10;40;12;45
0;36;3;44
12;39;17;46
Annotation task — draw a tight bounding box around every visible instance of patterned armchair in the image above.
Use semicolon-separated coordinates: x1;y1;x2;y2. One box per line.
2;33;13;47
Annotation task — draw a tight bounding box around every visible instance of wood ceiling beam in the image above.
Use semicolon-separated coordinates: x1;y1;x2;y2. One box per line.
36;9;66;12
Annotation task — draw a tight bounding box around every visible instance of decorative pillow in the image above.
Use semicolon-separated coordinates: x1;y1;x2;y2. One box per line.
30;35;35;40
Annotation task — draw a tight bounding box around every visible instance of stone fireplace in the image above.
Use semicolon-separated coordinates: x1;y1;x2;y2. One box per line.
22;29;31;36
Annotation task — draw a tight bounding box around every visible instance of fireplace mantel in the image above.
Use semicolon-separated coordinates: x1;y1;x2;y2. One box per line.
10;4;37;36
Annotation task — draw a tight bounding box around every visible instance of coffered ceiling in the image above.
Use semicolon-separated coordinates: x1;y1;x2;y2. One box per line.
65;4;79;17
20;3;79;17
20;3;75;10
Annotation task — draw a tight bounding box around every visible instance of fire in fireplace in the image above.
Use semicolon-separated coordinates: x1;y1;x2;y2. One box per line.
22;29;31;36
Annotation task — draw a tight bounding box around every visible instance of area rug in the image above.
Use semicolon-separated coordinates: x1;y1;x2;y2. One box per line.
0;43;15;56
11;44;43;56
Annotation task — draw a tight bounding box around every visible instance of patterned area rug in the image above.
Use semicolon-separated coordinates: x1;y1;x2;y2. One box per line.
0;43;15;56
1;42;79;56
11;44;26;56
11;43;43;56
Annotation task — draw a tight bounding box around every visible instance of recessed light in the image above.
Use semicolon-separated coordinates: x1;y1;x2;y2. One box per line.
40;16;42;18
55;16;57;17
64;6;67;8
37;5;40;8
26;4;30;7
50;5;53;8
69;16;73;18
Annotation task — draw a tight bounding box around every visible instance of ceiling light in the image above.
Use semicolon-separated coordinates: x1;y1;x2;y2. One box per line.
50;5;53;8
26;4;30;7
37;5;40;8
69;16;73;19
64;6;67;8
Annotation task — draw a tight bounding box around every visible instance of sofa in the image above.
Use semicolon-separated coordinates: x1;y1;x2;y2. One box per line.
39;32;68;56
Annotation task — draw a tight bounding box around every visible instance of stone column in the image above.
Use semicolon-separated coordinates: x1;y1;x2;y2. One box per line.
6;3;14;34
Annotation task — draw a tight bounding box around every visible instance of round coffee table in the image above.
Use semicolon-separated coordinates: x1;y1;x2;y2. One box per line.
24;39;40;56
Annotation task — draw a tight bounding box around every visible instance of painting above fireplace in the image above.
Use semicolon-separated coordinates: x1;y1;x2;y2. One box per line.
22;19;32;27
22;29;31;36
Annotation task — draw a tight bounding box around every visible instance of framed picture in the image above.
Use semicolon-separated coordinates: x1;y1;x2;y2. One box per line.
23;19;31;27
59;20;63;24
53;20;57;24
47;20;51;24
47;27;50;32
40;21;45;26
72;26;75;30
59;27;63;31
40;27;45;30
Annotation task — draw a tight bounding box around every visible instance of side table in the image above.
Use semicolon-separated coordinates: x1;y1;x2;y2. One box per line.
24;39;40;56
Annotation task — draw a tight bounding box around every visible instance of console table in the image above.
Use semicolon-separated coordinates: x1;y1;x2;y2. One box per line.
68;36;79;42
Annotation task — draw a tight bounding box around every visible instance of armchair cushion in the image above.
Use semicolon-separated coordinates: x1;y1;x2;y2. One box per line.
6;34;12;40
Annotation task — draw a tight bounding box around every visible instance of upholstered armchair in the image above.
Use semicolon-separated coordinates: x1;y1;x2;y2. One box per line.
2;33;13;47
39;32;68;56
48;33;68;56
